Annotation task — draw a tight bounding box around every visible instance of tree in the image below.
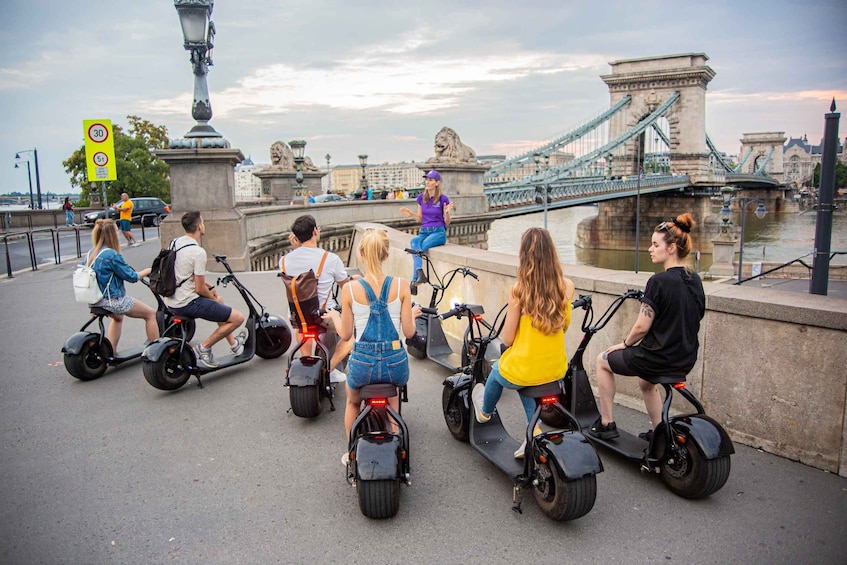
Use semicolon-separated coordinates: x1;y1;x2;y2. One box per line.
811;161;847;189
63;115;170;206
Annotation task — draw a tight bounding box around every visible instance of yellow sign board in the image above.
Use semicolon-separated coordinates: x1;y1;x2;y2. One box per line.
83;119;117;181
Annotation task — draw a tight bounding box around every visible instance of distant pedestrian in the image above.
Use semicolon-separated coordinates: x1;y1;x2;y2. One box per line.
62;196;74;226
111;193;138;247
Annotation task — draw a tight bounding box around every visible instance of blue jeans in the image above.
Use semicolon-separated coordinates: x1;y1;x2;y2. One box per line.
481;361;536;422
410;226;446;279
65;210;74;225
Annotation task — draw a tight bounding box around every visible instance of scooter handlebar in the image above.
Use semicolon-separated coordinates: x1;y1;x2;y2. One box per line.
421;306;439;316
571;295;591;309
438;307;462;320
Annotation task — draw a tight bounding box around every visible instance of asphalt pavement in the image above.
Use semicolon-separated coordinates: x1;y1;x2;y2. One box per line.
1;239;845;564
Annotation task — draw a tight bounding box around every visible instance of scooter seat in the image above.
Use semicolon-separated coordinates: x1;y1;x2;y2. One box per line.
359;383;398;399
519;379;565;399
89;307;111;316
645;375;687;384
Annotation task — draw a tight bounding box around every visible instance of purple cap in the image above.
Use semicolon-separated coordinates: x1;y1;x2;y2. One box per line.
423;170;441;181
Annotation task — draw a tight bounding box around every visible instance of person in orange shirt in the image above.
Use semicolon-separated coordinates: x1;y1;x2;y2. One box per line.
112;193;137;247
471;227;574;458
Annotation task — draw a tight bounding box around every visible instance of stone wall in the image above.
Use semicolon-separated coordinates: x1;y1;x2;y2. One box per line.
348;223;847;476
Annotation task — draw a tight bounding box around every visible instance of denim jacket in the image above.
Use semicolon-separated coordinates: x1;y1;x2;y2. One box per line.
88;248;138;299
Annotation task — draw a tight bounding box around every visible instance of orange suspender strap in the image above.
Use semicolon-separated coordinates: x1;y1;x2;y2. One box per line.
316;251;329;310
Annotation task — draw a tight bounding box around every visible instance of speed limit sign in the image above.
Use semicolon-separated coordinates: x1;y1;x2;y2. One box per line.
83;119;117;181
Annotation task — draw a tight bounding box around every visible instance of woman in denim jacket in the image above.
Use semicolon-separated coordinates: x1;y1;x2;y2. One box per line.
327;229;421;460
86;218;157;350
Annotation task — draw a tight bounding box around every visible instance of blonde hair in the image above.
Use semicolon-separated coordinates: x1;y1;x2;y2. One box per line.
513;228;568;335
359;229;390;276
88;218;121;264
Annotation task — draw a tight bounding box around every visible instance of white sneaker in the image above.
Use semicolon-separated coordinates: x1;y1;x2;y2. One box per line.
231;331;247;355
514;425;543;459
471;383;491;424
341;452;350;466
330;369;347;383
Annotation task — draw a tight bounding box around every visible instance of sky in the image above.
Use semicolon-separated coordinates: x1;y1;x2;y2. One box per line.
1;0;846;195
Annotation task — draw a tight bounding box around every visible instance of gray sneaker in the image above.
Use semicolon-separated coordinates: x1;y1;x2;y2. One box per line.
471;383;491;424
231;331;247;355
194;344;218;368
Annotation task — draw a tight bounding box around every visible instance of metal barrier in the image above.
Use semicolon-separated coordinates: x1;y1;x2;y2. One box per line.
2;226;87;278
139;213;165;241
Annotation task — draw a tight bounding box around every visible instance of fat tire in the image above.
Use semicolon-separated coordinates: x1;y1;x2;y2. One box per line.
532;460;596;521
64;339;111;381
290;384;322;418
357;479;400;519
143;344;193;391
661;442;731;499
539;405;570;429
441;385;469;442
256;326;291;359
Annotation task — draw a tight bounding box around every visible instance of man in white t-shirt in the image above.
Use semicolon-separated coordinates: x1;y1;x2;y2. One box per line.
165;211;246;368
280;214;355;382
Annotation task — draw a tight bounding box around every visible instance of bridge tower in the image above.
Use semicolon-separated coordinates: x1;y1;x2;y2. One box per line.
601;53;716;183
738;132;786;182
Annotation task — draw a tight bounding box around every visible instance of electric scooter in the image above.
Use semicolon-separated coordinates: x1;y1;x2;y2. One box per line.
404;248;481;371
345;383;411;519
141;254;292;390
285;308;339;418
440;302;603;521
62;278;196;381
541;289;734;499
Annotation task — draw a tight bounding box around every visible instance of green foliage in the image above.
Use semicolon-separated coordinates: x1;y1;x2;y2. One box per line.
63;115;170;206
811;161;847;189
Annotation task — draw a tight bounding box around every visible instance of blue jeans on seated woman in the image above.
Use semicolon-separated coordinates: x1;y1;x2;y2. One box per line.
410;226;446;280
481;361;536;422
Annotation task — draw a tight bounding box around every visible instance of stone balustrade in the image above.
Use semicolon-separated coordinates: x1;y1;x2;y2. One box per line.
347;222;847;477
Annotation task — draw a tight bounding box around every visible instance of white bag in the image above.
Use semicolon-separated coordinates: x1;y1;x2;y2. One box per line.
73;249;107;304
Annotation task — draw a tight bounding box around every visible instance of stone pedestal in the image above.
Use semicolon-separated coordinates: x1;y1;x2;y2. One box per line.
710;238;736;276
154;147;250;271
252;169;327;205
417;163;490;215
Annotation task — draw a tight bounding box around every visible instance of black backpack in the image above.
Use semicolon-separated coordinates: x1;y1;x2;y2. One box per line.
149;240;197;297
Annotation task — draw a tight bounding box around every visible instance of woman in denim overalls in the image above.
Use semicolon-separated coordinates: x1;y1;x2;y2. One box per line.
330;229;421;455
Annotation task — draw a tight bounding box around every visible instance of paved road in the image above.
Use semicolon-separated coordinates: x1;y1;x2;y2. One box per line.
2;225;158;275
1;241;845;564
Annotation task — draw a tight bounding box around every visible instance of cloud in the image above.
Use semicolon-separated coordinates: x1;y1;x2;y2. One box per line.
709;89;847;105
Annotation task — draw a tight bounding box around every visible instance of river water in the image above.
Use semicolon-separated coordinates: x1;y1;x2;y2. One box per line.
487;205;847;274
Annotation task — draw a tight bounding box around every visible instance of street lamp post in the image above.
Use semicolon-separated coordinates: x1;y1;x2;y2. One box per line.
325;154;331;193
15;149;42;209
173;0;221;140
720;189;767;283
14;159;34;210
358;154;368;196
290;140;306;203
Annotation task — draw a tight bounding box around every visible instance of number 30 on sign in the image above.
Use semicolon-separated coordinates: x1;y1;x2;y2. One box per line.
83;119;117;181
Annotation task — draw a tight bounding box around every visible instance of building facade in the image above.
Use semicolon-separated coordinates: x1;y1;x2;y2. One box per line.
783;134;845;188
234;157;267;202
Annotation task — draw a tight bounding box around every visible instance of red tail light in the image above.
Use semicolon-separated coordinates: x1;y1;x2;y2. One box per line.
173;317;184;324
673;382;686;389
473;314;484;321
369;398;387;406
165;205;170;212
302;332;317;340
540;395;559;405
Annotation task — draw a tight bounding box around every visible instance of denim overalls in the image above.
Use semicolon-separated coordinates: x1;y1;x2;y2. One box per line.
346;277;410;390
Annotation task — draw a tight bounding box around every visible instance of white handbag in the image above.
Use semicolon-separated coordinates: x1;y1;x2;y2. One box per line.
73;249;108;304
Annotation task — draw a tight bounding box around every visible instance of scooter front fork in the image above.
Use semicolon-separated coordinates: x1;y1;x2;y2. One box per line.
512;483;524;514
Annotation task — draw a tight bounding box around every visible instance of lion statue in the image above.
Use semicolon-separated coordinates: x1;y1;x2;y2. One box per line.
269;141;319;172
426;127;477;164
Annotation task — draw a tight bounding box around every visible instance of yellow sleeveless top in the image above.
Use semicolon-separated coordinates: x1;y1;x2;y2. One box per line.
498;302;571;387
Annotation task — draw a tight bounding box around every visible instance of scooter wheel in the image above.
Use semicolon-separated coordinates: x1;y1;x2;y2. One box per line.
289;384;322;418
661;441;731;499
143;345;193;391
441;385;469;442
64;339;112;381
532;460;596;521
255;326;291;359
357;479;400;519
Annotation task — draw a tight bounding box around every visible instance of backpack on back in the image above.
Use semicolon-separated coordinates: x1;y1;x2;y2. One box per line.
280;251;329;333
149;240;197;297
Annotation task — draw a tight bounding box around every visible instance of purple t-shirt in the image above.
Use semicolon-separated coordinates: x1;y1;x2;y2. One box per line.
417;193;450;228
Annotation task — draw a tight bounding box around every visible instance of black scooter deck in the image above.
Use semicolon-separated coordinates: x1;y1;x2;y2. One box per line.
111;344;146;363
430;352;463;372
582;426;648;462
470;412;524;478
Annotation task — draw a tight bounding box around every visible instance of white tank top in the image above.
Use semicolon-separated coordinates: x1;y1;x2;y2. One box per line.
349;278;403;342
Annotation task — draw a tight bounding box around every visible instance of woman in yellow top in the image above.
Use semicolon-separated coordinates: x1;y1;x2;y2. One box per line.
472;227;574;448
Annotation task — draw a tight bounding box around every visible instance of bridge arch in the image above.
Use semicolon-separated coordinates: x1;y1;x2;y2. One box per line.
601;53;716;182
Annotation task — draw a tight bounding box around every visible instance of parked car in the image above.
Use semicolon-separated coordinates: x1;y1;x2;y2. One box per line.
82;197;170;227
312;193;345;204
